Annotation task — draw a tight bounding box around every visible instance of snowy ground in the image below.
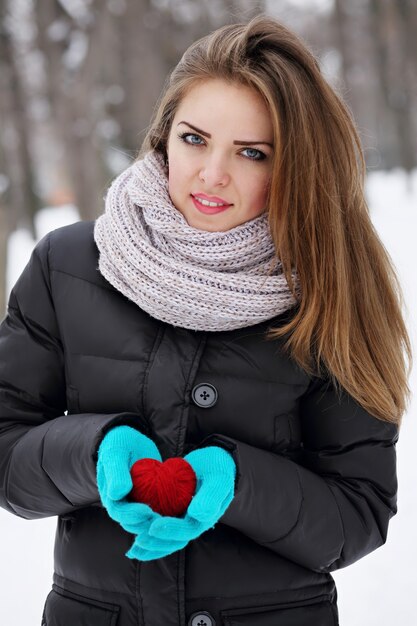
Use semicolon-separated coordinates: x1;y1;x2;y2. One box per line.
0;169;416;625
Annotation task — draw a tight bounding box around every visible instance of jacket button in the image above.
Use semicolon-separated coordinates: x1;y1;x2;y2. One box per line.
191;383;218;408
188;611;216;626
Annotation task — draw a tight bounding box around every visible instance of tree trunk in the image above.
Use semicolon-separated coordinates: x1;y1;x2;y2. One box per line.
369;0;416;171
117;0;168;158
35;0;111;220
0;10;38;235
333;0;355;111
392;0;416;173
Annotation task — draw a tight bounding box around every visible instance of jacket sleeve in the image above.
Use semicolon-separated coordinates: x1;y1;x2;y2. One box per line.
0;231;149;520
196;374;399;574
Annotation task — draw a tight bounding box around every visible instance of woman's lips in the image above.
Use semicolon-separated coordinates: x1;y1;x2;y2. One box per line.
191;195;233;215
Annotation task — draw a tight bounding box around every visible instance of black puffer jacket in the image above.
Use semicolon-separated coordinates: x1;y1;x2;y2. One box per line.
0;221;399;626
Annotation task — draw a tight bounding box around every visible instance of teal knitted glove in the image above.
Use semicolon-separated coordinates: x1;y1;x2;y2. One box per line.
96;425;163;526
127;446;236;560
108;498;190;559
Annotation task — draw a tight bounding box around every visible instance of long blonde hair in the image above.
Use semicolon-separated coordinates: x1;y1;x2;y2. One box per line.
139;15;412;426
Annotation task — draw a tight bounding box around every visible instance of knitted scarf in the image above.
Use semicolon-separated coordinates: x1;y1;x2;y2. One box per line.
93;150;300;332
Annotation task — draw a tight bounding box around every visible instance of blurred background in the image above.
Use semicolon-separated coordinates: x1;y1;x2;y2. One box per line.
0;0;416;624
0;0;417;309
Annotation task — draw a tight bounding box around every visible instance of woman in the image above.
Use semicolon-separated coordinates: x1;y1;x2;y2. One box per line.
0;15;411;626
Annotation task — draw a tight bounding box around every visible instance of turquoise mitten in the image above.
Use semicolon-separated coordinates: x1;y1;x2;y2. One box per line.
96;425;161;522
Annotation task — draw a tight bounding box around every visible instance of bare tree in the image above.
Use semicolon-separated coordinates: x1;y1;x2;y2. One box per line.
333;0;353;106
34;0;114;220
0;0;41;315
0;1;39;236
391;0;417;174
368;0;416;172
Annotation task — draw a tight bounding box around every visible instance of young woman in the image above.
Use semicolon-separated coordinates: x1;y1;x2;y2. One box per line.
0;15;411;626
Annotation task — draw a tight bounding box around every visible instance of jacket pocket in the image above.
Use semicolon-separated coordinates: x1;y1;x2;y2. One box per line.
42;585;120;626
220;595;338;626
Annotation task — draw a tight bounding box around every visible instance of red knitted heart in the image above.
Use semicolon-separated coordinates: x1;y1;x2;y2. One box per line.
129;457;197;517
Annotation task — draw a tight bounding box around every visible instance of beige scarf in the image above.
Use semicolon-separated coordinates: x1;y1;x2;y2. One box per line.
94;150;299;331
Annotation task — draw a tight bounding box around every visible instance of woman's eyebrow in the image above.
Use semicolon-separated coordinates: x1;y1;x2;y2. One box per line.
177;121;274;147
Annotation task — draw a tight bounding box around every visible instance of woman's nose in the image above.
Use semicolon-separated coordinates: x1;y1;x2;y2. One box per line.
198;156;231;187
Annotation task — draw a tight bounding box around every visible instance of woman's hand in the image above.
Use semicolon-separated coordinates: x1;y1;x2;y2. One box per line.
96;425;162;519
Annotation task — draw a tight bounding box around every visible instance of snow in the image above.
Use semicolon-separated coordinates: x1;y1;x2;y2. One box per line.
0;169;416;624
6;204;79;297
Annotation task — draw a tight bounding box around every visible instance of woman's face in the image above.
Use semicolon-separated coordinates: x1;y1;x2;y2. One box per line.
166;79;275;232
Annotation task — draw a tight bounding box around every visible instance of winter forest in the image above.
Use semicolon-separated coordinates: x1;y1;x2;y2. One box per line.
0;0;416;624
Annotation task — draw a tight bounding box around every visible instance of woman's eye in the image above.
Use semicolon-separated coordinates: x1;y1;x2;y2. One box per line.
178;132;204;145
241;147;266;161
